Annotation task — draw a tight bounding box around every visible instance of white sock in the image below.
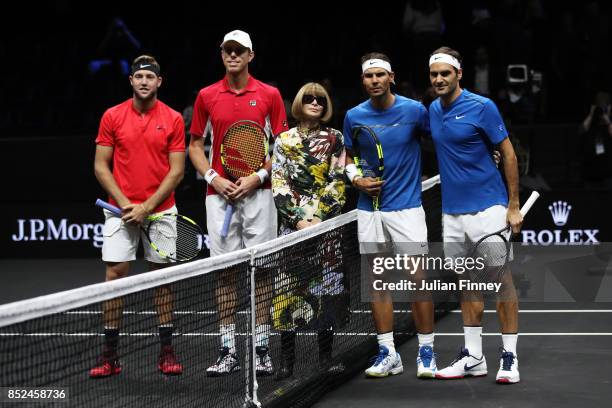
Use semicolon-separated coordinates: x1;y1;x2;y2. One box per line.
377;331;395;355
220;324;236;353
464;326;483;357
418;332;434;349
502;333;518;356
255;324;270;348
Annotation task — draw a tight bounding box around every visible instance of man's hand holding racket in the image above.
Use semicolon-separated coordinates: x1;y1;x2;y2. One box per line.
209;175;239;202
506;205;524;234
351;125;386;243
96;199;204;262
227;171;264;201
467;191;539;284
120;202;152;224
352;176;384;197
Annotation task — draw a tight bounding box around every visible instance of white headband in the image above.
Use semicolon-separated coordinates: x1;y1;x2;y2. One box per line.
429;53;461;70
362;59;392;74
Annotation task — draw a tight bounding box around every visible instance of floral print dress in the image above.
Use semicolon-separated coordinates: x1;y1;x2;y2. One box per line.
272;126;347;233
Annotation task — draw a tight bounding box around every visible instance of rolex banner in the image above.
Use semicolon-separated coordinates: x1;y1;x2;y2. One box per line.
518;190;611;245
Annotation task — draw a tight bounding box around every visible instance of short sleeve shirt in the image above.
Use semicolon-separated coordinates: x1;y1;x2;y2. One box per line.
343;95;429;211
429;89;509;214
96;99;185;212
190;75;289;195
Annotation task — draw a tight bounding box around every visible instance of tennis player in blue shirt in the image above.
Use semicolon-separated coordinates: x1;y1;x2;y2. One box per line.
428;46;523;384
343;52;436;379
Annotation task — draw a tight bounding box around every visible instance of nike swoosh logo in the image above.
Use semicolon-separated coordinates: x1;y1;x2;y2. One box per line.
455;115;465;119
369;61;375;65
139;64;151;68
464;361;484;371
434;56;441;60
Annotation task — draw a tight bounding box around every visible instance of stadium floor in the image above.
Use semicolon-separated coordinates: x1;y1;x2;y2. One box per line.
2;260;612;408
0;258;148;303
314;305;612;408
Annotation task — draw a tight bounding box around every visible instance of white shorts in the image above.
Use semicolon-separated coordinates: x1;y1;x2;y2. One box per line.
206;189;277;257
443;204;513;260
357;207;428;255
101;206;177;264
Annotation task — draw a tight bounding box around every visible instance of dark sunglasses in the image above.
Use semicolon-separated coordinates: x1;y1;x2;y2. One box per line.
222;45;248;55
302;94;327;107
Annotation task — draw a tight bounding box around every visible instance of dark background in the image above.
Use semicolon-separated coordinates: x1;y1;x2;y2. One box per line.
0;0;611;258
1;0;609;136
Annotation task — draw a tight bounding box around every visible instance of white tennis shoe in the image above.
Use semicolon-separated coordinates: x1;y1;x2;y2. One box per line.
435;348;487;379
416;345;437;378
206;347;241;377
496;349;520;384
365;345;404;378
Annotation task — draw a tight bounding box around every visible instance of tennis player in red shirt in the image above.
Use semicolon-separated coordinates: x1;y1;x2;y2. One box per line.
91;55;185;377
189;30;289;377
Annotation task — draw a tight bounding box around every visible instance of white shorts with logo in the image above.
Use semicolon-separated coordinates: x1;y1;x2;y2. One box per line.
443;204;513;262
357;207;428;255
206;189;277;257
101;206;178;264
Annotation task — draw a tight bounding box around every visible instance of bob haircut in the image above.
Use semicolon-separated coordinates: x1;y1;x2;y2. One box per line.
291;82;333;124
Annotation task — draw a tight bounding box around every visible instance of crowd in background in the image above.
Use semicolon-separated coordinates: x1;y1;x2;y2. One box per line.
0;0;610;187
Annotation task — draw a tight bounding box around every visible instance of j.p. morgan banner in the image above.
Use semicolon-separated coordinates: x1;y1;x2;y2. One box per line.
519;190;610;245
2;201;209;258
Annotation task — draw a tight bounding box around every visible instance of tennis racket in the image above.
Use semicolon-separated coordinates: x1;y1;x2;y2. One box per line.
219;120;269;238
352;125;385;243
467;191;540;284
95;199;204;262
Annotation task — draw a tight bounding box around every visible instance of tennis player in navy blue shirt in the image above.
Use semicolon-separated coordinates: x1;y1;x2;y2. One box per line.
343;52;436;379
428;47;523;384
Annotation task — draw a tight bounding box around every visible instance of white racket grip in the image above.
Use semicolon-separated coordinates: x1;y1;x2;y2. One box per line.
220;203;234;238
95;199;122;216
520;191;540;217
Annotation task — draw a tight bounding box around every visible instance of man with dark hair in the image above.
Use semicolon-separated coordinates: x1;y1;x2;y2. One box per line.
428;46;523;384
344;52;437;379
92;55;185;377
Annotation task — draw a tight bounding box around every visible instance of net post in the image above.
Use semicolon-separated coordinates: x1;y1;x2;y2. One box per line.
248;249;262;408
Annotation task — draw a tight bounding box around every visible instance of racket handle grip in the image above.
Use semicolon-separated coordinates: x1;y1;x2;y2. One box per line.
95;199;122;216
520;191;540;216
220;204;234;238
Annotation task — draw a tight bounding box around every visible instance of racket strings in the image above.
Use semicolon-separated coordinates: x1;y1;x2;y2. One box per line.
469;235;510;284
222;125;267;178
356;158;379;178
148;217;203;261
353;129;383;178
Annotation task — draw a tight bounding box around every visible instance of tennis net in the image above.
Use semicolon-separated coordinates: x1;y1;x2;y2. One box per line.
0;175;444;408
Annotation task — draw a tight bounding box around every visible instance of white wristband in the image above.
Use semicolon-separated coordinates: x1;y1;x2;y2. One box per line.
204;169;218;184
345;163;361;183
255;168;268;184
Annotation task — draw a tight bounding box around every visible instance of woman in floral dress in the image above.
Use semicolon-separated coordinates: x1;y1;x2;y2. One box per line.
271;82;347;380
